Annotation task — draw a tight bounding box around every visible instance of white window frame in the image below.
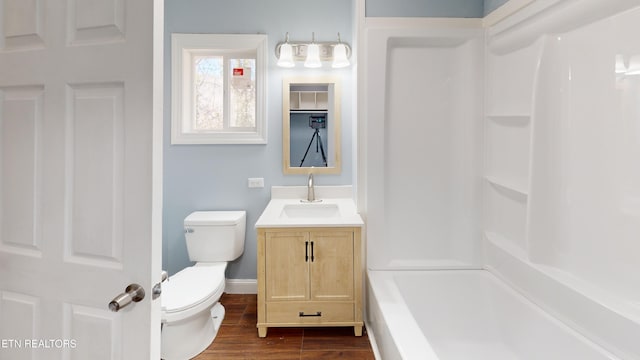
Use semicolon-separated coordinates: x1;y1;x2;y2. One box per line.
171;33;267;144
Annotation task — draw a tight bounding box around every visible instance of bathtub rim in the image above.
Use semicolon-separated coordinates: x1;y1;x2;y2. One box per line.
366;268;622;360
367;269;440;360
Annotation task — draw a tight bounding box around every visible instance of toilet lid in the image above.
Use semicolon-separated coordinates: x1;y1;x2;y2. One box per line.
161;263;226;313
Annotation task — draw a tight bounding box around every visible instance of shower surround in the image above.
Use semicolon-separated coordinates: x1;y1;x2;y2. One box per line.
361;1;640;359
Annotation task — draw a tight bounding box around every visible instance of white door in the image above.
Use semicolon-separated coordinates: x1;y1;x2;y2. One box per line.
0;1;162;359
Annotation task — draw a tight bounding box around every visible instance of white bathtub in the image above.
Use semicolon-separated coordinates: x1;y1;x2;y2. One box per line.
366;270;619;360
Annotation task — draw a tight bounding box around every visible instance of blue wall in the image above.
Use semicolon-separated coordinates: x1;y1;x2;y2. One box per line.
163;0;354;279
484;0;510;15
365;0;509;17
366;0;485;17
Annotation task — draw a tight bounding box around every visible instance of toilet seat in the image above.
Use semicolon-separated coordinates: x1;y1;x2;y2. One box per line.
162;262;226;321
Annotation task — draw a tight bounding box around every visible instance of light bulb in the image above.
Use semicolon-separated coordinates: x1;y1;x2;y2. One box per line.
332;43;349;68
304;43;321;68
277;43;295;68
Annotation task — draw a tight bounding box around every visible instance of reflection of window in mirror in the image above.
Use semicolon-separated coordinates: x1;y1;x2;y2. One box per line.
283;78;341;175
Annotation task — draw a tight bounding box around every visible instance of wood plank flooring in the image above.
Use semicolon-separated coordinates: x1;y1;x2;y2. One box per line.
192;293;376;360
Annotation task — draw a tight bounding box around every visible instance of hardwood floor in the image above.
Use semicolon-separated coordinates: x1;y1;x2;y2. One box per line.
192;293;376;360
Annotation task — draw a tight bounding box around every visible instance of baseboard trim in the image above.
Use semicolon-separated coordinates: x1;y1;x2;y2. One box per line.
225;279;257;294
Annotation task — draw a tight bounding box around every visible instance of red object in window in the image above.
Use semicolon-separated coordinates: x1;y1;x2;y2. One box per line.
233;68;244;76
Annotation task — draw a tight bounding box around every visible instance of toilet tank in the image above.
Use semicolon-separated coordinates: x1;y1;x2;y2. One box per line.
184;211;246;262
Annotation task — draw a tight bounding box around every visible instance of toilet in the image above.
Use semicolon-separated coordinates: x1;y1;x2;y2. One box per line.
161;211;246;360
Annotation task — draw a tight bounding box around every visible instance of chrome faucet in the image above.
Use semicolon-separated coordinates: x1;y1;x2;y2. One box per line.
303;173;321;203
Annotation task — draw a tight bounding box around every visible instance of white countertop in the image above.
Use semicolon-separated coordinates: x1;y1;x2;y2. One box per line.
255;186;364;228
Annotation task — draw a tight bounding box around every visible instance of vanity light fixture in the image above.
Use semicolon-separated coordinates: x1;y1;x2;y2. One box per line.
275;32;351;68
277;33;295;68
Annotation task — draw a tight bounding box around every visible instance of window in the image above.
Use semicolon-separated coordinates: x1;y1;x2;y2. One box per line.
171;34;267;144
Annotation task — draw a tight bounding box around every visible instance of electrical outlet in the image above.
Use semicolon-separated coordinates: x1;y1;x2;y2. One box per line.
248;177;264;188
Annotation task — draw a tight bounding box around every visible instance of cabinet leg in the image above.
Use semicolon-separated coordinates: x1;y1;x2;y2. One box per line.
354;325;363;337
258;326;268;338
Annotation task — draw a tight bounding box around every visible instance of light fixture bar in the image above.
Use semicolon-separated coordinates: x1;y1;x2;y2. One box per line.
275;42;352;61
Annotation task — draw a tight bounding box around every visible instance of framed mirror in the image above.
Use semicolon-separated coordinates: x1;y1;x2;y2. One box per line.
283;76;341;174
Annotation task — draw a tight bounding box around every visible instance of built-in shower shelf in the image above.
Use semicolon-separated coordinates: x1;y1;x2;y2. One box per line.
485;179;528;252
486;114;531;126
484;175;529;197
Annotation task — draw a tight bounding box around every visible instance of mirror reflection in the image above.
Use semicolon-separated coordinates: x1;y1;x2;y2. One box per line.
283;77;341;174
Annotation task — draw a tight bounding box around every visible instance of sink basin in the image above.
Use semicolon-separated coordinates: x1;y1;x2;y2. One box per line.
280;203;341;219
254;186;364;228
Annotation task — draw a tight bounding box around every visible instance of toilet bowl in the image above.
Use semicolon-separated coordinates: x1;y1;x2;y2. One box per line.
161;263;226;360
161;211;245;360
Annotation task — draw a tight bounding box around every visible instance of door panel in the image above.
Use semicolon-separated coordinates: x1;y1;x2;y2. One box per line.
0;0;157;359
310;231;354;301
66;83;125;267
265;231;310;301
0;291;39;360
2;0;45;51
0;86;43;257
63;304;121;359
68;0;126;45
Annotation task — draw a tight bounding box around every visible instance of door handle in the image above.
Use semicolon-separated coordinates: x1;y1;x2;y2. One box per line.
310;241;315;262
152;271;169;300
108;284;145;312
305;241;309;262
299;311;322;317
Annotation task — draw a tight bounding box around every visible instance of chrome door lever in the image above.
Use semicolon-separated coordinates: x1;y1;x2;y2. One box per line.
108;284;145;312
152;271;169;300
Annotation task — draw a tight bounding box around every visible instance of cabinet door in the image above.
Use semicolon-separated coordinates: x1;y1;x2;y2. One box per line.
265;231;310;301
310;231;354;301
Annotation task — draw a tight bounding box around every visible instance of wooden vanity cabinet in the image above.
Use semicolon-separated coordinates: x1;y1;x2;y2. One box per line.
256;227;363;337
